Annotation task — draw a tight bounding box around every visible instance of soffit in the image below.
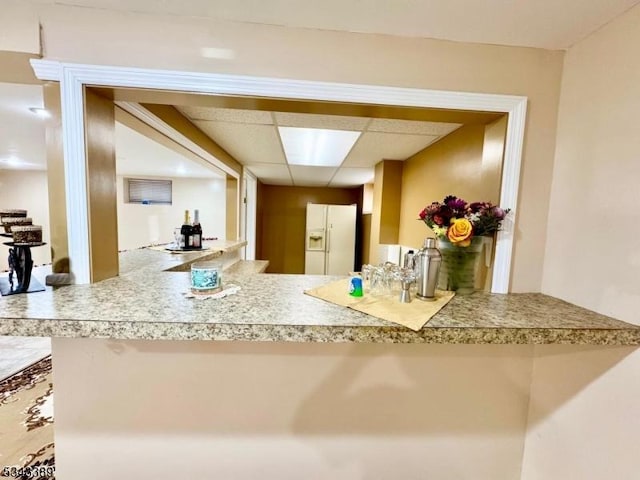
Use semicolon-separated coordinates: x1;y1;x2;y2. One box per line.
36;0;640;49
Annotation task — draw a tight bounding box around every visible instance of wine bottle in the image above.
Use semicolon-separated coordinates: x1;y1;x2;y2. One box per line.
180;210;192;249
192;209;202;249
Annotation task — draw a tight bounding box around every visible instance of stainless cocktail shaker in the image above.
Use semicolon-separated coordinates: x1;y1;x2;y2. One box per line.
414;238;441;300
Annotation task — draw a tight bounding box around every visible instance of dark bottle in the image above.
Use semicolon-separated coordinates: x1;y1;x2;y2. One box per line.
180;210;193;249
192;209;202;249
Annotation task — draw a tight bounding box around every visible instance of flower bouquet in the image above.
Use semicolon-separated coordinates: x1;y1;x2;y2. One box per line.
419;195;510;294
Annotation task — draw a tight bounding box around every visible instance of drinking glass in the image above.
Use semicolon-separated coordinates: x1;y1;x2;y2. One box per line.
383;262;400;296
370;266;386;296
361;264;373;292
173;227;182;248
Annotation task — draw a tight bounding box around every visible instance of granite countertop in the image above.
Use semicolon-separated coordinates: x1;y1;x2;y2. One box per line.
0;247;638;345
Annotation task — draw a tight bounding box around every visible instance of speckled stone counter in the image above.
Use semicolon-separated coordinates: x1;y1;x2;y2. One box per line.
0;247;638;344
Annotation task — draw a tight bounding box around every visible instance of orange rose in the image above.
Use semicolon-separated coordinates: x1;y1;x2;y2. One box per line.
447;218;473;246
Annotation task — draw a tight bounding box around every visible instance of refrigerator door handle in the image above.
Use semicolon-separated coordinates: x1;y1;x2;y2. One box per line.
326;227;330;253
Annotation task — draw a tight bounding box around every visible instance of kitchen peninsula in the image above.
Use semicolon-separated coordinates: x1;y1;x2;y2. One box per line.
0;245;638;479
0;242;637;344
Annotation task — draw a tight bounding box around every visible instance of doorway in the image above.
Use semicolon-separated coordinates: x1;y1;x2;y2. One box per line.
30;60;526;292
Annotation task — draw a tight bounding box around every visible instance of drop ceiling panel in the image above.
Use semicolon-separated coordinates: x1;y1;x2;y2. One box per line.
330;168;375;187
275;112;370;131
179;106;273;124
194;121;286;164
246;163;292;185
368;118;462;136
342;132;440;167
289;166;337;186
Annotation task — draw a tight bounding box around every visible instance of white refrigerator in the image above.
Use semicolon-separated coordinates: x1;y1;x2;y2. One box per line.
304;203;357;275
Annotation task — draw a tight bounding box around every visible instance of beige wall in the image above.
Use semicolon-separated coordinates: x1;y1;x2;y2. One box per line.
0;1;40;55
32;3;565;291
116;176;226;251
0;170;51;267
53;338;534;480
541;3;640;325
523;6;640;479
521;346;640;480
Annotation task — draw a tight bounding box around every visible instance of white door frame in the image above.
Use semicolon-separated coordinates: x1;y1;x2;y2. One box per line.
242;169;258;261
30;59;527;292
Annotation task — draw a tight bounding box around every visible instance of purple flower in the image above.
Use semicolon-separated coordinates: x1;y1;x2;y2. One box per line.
492;207;506;220
469;202;486;214
443;195;467;216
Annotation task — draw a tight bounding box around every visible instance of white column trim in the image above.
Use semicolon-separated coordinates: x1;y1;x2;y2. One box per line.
31;59;527;292
493;98;527;293
60;66;91;284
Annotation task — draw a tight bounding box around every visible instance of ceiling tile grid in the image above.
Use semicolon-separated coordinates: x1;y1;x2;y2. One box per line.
329;168;375;187
178;106;468;186
289;165;337;186
194;120;287;165
178;106;274;124
274;112;370;131
368;118;461;136
342;132;440;168
245;163;293;185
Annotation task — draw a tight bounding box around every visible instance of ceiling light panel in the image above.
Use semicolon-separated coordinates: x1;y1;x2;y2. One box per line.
342;132;439;167
367;118;462;136
178;106;273;124
195;121;286;164
275;112;369;131
278;127;360;167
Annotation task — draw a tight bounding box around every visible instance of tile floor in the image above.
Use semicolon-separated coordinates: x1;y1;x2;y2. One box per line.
0;336;52;380
0;266;53;380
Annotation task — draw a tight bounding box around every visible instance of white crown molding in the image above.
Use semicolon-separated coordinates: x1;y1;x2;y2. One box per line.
30;60;62;82
30;59;527;292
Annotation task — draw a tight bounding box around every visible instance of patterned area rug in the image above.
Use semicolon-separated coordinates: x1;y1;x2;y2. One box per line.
0;357;55;479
